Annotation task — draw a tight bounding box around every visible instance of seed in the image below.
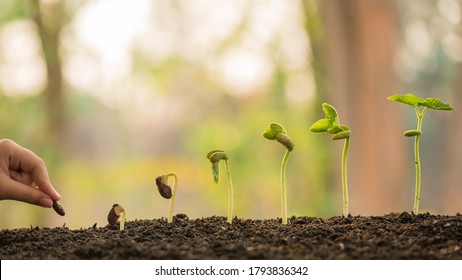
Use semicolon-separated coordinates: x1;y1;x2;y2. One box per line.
107;204;121;225
52;200;65;216
156;176;172;199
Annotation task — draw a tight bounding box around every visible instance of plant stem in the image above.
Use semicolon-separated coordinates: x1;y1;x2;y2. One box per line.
413;108;426;215
342;137;350;217
224;160;234;223
281;149;290;224
167;172;179;223
120;210;126;231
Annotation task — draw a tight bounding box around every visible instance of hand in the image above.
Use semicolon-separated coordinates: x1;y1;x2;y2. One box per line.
0;139;61;208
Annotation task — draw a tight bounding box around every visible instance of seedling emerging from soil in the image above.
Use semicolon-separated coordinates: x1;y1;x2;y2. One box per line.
155;172;179;223
263;123;294;225
310;103;351;217
207;150;234;224
52;200;65;216
387;94;454;214
107;204;126;231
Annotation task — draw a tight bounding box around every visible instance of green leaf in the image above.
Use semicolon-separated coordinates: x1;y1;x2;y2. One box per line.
310;118;332;133
311;103;350;135
387;94;424;108
421;98;455;111
211;162;220;184
327;124;345;134
263;122;287;140
340;124;351;131
322;103;339;123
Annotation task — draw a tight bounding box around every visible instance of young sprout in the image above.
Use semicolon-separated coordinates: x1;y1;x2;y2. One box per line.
155;172;179;223
387;94;454;214
263;123;294;225
107;204;126;231
310;103;351;217
52;200;65;216
206;150;234;224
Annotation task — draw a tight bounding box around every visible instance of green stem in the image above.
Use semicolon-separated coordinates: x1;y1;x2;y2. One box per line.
342;137;350;217
281;149;290;224
413;108;426;215
167;172;179;223
224;160;234;223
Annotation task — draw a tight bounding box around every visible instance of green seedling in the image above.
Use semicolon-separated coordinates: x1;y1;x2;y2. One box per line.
207;150;234;223
310;103;351;217
52;200;65;216
107;203;126;231
387;94;454;214
155;172;179;223
263;122;294;225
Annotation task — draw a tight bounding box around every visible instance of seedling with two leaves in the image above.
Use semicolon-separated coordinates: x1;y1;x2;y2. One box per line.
263;122;294;224
310;103;351;217
388;94;454;214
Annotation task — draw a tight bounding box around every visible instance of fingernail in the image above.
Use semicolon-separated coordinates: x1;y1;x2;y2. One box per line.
39;197;53;208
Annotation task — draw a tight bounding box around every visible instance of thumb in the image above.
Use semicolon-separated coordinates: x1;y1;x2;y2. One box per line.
0;175;53;208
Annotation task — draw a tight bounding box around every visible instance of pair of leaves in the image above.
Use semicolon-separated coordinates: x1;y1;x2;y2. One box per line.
263;122;294;151
388;94;454;111
310;103;350;139
207;150;228;184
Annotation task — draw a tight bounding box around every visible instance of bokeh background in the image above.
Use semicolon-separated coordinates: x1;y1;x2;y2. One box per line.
1;0;461;229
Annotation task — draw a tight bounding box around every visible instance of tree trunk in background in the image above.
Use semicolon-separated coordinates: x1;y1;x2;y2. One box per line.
318;0;407;215
29;0;66;148
441;66;462;214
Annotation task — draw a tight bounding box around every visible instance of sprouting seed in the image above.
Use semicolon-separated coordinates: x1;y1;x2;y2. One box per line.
155;173;179;223
107;204;126;231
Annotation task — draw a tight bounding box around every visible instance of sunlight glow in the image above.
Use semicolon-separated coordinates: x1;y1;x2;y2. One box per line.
0;21;46;97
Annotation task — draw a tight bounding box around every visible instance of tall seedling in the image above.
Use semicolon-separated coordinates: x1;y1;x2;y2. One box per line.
388;94;454;214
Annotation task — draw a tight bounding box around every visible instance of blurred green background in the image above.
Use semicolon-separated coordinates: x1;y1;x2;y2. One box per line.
1;0;462;229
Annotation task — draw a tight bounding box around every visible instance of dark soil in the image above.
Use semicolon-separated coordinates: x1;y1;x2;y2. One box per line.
1;212;461;259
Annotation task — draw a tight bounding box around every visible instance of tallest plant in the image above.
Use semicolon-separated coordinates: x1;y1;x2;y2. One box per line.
388;94;454;214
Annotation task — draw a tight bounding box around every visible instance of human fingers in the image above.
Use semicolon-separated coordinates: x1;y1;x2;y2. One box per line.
9;169;34;186
6;142;61;201
0;174;53;207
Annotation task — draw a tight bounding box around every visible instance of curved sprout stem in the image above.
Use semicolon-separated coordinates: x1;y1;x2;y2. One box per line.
281;149;290;224
224;160;234;223
167;172;179;223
